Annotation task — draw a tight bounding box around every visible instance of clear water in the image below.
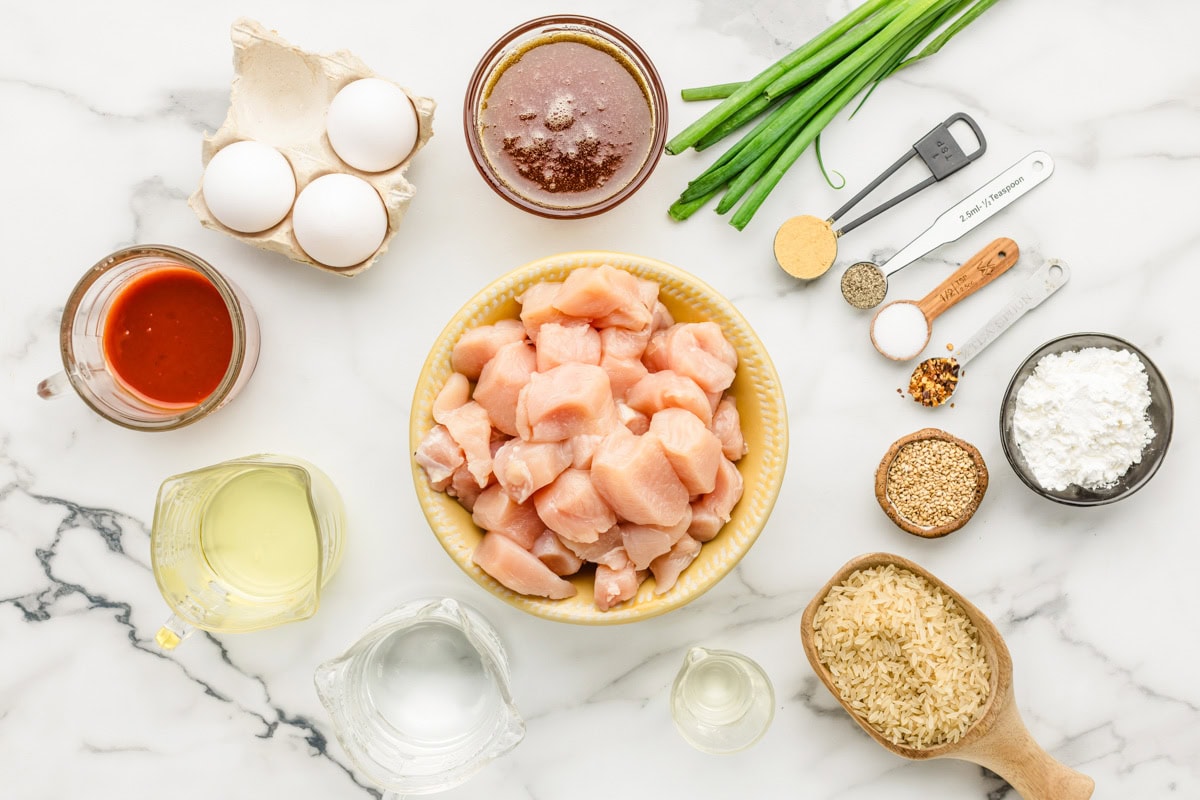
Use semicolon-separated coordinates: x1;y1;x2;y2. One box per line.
681;657;755;726
364;620;499;744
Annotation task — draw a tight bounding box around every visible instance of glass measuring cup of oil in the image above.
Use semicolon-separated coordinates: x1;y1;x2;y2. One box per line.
314;598;525;796
670;646;775;754
151;454;345;649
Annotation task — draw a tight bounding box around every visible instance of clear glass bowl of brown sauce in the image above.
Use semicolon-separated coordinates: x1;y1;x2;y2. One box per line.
464;15;668;218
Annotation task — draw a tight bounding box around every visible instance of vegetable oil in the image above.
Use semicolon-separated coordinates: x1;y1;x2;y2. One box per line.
150;455;345;646
199;466;320;598
670;646;775;753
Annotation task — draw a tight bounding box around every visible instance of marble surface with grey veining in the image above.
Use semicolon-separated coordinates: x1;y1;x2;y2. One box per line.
1;1;1197;798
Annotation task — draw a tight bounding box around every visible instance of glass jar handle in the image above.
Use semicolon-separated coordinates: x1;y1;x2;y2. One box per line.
37;371;71;400
155;614;196;650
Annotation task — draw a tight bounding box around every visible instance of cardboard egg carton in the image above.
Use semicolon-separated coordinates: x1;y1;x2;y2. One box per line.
188;18;436;277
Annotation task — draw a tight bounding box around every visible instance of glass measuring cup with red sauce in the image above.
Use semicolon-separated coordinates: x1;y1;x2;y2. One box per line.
464;15;668;218
38;245;260;430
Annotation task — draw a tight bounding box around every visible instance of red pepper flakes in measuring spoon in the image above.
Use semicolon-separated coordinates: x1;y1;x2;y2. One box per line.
906;260;1071;408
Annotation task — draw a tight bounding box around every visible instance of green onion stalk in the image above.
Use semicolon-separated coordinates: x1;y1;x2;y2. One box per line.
666;0;1003;228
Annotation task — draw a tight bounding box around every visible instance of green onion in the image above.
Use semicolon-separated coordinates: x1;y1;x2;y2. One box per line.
695;92;789;151
680;82;743;101
763;4;906;99
664;0;895;154
666;0;1004;228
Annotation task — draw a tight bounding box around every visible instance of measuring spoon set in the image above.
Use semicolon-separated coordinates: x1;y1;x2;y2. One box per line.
772;112;1064;391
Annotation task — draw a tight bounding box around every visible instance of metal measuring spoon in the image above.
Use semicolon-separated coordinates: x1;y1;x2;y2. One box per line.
774;112;986;280
871;238;1019;362
907;259;1071;407
841;151;1055;309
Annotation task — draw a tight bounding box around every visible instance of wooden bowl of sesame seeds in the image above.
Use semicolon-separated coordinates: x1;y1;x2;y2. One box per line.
874;428;988;538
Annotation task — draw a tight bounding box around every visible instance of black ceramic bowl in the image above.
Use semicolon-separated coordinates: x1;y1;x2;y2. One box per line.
999;333;1173;506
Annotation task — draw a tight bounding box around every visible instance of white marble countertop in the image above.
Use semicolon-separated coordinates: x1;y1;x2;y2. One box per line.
2;1;1196;797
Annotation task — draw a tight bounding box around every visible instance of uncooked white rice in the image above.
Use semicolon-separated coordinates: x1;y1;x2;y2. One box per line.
812;564;992;749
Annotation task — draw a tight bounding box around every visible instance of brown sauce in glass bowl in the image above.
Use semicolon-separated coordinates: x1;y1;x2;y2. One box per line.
479;33;654;210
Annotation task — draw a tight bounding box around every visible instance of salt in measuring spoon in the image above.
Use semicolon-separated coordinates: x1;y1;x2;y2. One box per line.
908;259;1071;407
841;151;1055;310
871;237;1019;362
773;112;986;280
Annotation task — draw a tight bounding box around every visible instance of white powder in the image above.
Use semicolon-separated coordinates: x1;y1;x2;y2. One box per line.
872;302;929;360
1013;347;1155;491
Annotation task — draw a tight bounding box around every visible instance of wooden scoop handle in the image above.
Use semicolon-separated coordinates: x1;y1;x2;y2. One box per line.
962;701;1095;800
916;237;1019;321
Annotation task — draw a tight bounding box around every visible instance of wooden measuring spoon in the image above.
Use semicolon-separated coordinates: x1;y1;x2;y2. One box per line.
801;552;1094;800
871;237;1020;361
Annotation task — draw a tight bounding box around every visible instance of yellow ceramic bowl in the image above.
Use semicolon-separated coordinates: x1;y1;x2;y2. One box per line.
410;251;788;624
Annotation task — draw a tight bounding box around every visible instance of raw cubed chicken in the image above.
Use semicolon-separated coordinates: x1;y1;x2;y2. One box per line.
651;301;674;332
515;363;618;442
471;485;545;550
493;439;573;504
617;402;650;435
591;427;690;527
447;463;485;512
594;556;644;611
440;401;494;489
531;531;585;576
553;265;649;331
625;370;714;426
432;372;471;423
569;434;603;469
418;266;750;611
451;319;526;380
599;324;652;361
560;525;626;568
649;536;702;595
414;424;463;490
649;407;723;495
474;341;536;436
642;329;670;373
711;397;748;461
656;322;738;394
600;350;649;400
518;281;571;341
621;510;690;570
689;457;745;542
533;468;617;544
535;322;601;371
473;532;577;599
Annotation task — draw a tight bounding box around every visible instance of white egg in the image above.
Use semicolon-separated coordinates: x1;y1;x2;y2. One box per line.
202;140;296;233
291;174;388;268
326;78;419;173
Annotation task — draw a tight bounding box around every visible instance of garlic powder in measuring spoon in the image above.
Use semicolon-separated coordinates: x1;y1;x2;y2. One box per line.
870;302;930;361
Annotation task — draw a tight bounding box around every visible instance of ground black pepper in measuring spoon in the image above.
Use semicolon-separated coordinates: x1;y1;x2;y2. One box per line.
842;151;1056;310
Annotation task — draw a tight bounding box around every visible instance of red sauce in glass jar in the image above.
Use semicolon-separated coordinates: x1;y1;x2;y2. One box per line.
479;34;654;210
102;266;234;407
